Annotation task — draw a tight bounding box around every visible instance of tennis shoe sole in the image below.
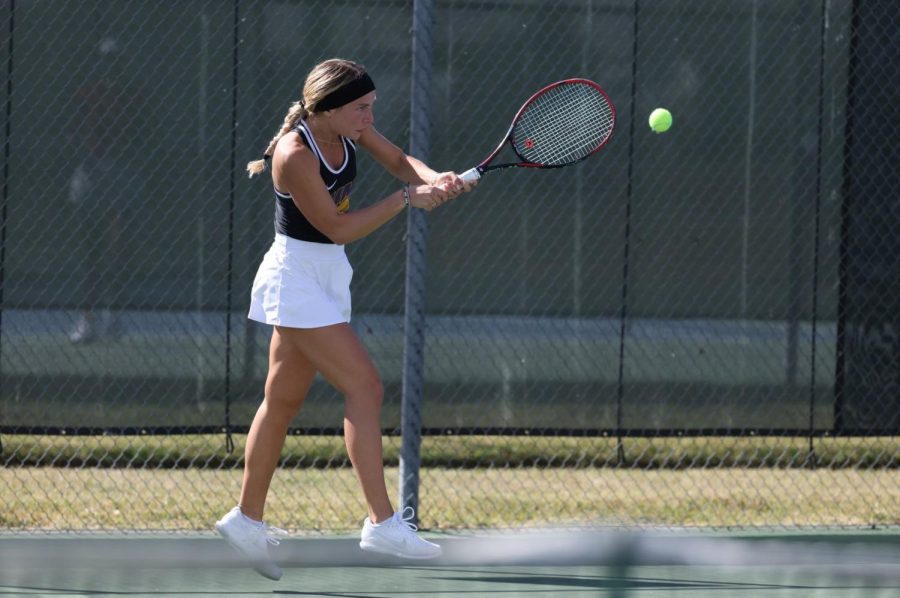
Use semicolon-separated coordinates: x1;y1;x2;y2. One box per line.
215;518;283;581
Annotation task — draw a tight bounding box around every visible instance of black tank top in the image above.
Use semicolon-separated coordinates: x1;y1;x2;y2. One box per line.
273;120;357;244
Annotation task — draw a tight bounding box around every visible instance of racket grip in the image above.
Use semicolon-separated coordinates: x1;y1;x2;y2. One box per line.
459;168;481;183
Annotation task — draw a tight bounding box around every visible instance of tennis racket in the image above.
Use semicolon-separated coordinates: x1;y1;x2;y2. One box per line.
459;78;616;183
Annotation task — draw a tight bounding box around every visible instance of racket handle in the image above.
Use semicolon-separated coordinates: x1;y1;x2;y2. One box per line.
459;167;482;183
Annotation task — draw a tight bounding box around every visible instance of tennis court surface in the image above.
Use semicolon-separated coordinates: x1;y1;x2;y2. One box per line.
2;530;898;597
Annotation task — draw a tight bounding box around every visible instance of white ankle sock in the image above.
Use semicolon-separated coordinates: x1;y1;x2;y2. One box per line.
238;508;263;527
370;513;396;527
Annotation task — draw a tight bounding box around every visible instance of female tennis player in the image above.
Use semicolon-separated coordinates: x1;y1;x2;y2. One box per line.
215;58;473;580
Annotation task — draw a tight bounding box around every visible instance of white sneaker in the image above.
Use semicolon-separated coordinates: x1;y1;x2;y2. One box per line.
359;506;442;560
215;506;285;580
69;315;97;344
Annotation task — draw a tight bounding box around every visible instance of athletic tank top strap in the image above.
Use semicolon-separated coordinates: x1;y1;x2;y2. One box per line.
273;120;357;244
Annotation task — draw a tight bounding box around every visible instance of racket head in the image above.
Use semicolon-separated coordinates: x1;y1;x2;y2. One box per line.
507;78;616;169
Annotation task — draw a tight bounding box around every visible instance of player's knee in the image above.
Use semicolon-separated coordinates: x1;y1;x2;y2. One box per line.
264;393;304;420
347;373;383;410
364;375;384;408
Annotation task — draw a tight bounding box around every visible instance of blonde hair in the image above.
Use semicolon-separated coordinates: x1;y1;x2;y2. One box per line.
246;59;368;178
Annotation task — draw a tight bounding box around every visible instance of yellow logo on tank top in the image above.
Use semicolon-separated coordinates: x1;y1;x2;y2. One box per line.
332;182;352;214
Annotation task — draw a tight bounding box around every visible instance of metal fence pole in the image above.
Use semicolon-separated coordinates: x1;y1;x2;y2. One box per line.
0;0;14;454
223;0;240;454
399;0;434;521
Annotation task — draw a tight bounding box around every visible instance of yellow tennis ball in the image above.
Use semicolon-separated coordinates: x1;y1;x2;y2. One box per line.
648;108;672;133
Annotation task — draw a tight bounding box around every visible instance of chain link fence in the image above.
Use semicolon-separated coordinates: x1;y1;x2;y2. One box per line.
1;0;898;532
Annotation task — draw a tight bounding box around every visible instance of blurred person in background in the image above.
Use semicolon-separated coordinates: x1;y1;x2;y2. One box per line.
67;37;136;343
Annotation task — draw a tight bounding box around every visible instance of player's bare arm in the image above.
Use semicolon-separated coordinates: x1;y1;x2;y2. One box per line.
358;127;471;194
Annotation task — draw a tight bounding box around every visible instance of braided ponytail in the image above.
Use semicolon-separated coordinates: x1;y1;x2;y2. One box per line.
246;100;308;178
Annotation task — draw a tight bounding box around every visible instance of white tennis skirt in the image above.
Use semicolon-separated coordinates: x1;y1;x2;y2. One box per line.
248;233;353;328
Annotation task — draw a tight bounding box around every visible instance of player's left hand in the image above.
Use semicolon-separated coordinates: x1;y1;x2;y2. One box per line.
433;171;477;198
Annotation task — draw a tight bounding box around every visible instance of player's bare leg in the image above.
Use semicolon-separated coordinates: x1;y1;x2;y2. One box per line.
281;323;393;523
239;327;317;520
283;323;441;559
215;327;315;581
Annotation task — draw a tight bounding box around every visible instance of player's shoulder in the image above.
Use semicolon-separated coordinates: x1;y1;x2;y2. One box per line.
273;134;319;193
276;133;317;170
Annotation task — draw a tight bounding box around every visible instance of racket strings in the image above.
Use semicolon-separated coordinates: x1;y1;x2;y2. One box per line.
513;83;614;166
528;86;613;151
522;90;612;162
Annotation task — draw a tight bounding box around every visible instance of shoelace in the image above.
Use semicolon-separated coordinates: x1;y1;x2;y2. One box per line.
393;506;419;532
261;524;289;546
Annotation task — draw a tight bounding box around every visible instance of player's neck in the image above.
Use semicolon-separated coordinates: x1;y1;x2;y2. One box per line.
306;120;342;146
